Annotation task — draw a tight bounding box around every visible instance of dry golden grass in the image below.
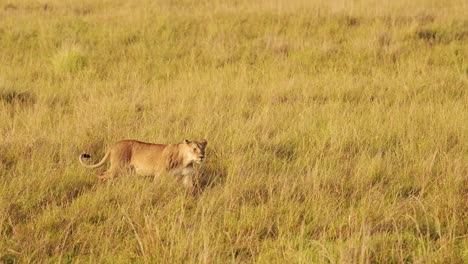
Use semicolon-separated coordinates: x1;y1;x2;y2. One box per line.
0;0;467;263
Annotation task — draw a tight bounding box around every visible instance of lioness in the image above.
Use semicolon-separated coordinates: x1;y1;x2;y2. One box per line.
79;139;207;187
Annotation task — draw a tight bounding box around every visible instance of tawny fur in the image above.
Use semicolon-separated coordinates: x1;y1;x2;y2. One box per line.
79;139;207;187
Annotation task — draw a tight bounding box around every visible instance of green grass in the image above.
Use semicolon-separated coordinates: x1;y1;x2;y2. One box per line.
0;0;467;263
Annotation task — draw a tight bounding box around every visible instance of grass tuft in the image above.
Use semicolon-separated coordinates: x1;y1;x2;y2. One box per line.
52;45;87;74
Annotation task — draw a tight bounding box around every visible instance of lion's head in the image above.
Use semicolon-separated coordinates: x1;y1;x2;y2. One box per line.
182;139;208;164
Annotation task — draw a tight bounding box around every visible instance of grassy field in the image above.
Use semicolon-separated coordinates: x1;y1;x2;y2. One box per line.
1;0;467;263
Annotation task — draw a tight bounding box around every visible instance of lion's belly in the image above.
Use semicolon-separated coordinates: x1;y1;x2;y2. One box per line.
130;154;161;176
133;166;155;176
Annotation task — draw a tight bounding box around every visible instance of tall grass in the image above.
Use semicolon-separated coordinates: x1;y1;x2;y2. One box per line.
0;0;467;262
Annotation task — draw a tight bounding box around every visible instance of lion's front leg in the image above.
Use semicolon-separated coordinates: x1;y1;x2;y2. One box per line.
180;166;195;188
182;174;194;188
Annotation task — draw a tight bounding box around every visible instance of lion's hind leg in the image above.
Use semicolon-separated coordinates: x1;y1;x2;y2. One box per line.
98;168;119;182
98;148;131;181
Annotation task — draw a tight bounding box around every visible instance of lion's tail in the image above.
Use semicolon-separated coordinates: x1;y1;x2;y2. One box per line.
79;151;110;169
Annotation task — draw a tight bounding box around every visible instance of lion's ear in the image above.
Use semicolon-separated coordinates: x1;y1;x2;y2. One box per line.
201;139;208;147
183;139;191;144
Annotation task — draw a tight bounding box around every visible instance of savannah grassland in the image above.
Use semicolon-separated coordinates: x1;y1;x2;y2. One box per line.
0;0;467;263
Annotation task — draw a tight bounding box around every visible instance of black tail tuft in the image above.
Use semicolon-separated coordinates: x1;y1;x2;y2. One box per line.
81;154;91;158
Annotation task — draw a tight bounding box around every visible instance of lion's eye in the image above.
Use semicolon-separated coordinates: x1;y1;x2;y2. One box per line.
193;148;197;152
